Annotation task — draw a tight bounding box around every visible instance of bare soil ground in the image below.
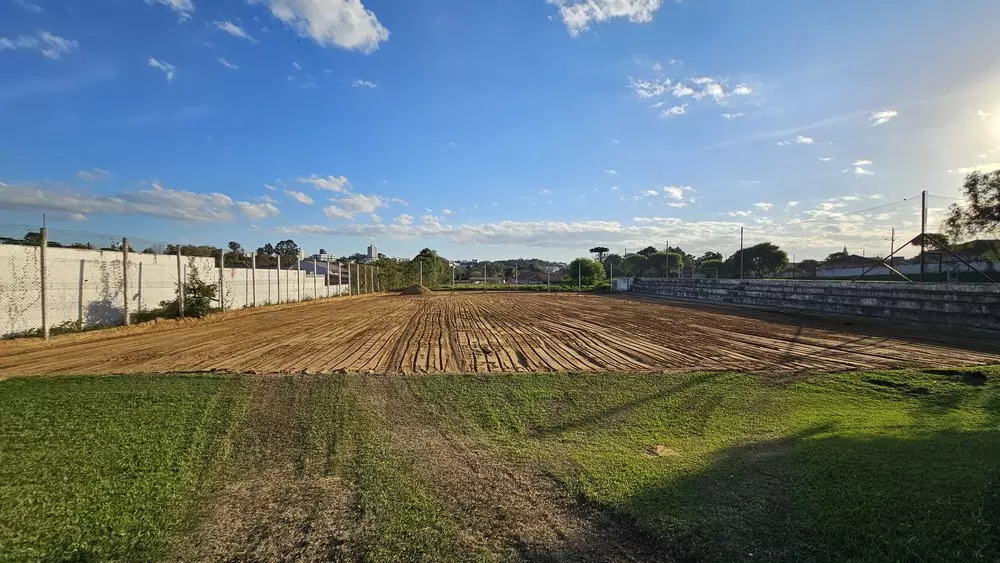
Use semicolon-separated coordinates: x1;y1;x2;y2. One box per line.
1;293;998;378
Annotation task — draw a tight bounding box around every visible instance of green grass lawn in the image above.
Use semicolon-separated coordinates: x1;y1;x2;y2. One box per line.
1;367;998;562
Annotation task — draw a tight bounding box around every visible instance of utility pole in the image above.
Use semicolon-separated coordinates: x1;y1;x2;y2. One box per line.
739;227;745;280
920;191;927;282
890;228;895;266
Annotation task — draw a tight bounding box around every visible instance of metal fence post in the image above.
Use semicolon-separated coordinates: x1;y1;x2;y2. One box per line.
277;255;282;304
218;249;225;311
40;226;48;339
122;237;130;325
338;263;342;296
326;259;331;298
176;246;185;318
78;259;85;326
313;258;318;299
347;263;351;295
297;259;302;301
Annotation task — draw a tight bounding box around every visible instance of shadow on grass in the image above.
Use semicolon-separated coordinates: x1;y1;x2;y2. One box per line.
620;427;1000;562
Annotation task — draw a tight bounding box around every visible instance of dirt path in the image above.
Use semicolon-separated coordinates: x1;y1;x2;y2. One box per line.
358;375;663;561
1;293;998;378
173;376;353;562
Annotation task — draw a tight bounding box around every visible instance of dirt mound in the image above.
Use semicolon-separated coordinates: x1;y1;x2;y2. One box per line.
400;285;433;295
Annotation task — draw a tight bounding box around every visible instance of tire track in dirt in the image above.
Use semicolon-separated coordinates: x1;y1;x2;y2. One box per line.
358;375;664;561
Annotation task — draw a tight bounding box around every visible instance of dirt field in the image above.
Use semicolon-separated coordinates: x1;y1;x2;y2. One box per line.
1;292;998;378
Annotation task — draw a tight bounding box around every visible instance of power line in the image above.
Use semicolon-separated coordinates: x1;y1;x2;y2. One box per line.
759;194;921;229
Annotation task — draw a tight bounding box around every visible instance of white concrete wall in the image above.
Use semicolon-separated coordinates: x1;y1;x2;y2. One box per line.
817;259;996;278
0;245;350;337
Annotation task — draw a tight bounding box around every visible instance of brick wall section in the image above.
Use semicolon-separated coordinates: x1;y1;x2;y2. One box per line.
630;279;1000;330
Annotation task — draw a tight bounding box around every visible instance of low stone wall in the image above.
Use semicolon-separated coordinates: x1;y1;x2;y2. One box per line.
630;278;1000;330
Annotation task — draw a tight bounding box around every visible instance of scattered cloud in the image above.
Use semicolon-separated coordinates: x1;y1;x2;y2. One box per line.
787;201;800;208
217;57;239;70
663;185;692;200
660;103;687;118
0;180;277;223
260;194;278;203
852;159;872;166
610;186;619;191
69;213;87;222
628;76;670;98
547;0;662;37
13;0;43;13
604;169;619;176
324;192;387;220
725;210;753;217
672;82;694;97
352;78;377;88
957;162;1000;174
0;31;78;59
395;214;413;226
76;168;111;182
869;109;898;126
852;166;874;175
264;183;278;191
148;57;176;81
977;110;991;120
721;112;745;119
754;202;774;212
611;138;620;144
284;189;314;205
732;84;752;95
298;174;351;192
147;0;194;20
215;21;258;42
777;135;814;146
818;156;835;162
250;0;390;53
292;61;301;70
538;189;552;195
441;209;453;216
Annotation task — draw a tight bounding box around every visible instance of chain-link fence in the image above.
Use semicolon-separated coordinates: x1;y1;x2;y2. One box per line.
0;222;366;339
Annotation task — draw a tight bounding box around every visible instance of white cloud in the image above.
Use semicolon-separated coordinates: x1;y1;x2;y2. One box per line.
0;31;78;59
538;189;552;195
284;189;314;205
0;181;277;223
666;202;686;208
13;0;44;13
250;0;389;53
754;202;774;212
611;138;620;144
732;84;752;95
818;156;835;162
292;61;301;70
957;162;1000;174
441;209;453;215
852;159;872;166
660;103;687;118
217;57;239;70
610;186;619;191
662;185;691;200
76;168;111;182
352;78;377;88
671;82;694;97
721;112;744;119
395;214;413;226
260;194;278;203
604;169;619;176
725;210;753;217
324;191;386;220
778;135;814;146
148;57;176;81
853;166;874;175
215;21;258;42
264;183;278;191
547;0;662;37
628;76;670;98
787;201;800;207
148;0;194;20
69;213;87;222
298;174;350;191
869;109;898;126
977;110;991;120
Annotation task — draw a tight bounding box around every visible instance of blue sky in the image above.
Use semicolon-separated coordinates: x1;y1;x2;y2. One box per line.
2;0;1000;261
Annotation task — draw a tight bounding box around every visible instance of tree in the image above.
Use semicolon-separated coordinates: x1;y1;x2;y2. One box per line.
919;232;951;252
589;246;610;262
274;239;300;262
603;253;624;275
699;259;726;278
945;170;1000;239
645;252;683;277
227;241;244;255
565;258;606;285
797;259;820;278
825;248;850;262
256;243;275;256
698;251;722;264
23;231;42;246
729;242;788;278
624;254;648;276
637;245;659;257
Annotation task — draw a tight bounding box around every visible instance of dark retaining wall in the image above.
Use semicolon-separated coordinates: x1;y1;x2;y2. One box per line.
630;279;1000;330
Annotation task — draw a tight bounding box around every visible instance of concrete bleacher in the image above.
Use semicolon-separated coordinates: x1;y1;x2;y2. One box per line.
630;278;1000;330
